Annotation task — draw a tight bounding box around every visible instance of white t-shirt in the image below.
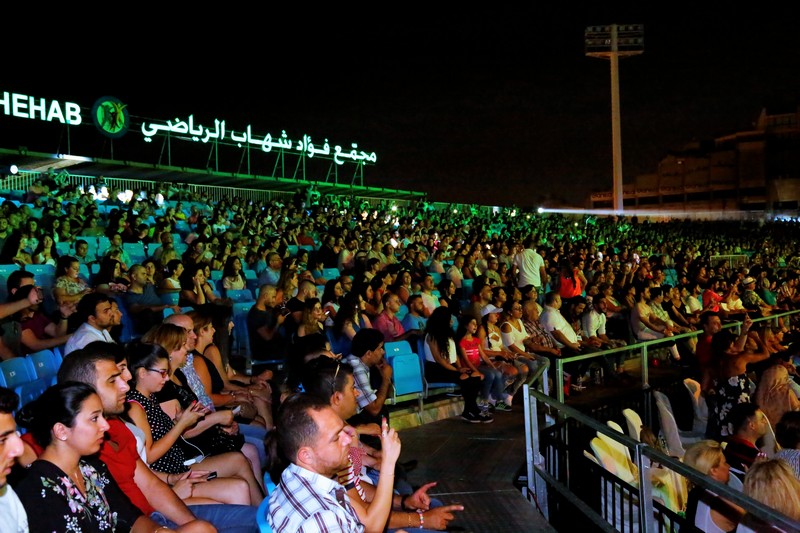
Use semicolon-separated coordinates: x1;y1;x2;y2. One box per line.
424;335;457;365
540;306;578;348
513;248;545;288
0;485;29;533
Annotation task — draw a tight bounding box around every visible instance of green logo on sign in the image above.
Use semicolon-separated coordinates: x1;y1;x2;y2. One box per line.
92;96;129;139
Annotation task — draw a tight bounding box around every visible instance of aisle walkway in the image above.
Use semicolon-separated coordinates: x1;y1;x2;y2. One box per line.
392;399;555;533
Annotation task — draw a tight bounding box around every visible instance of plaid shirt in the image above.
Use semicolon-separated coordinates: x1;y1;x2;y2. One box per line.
342;354;376;412
269;463;364;533
523;317;557;349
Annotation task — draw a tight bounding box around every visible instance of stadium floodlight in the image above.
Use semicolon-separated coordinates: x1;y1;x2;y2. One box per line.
1;164;19;175
585;23;644;214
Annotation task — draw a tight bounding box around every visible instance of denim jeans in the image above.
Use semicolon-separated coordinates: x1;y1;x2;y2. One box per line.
239;423;269;466
151;503;259;533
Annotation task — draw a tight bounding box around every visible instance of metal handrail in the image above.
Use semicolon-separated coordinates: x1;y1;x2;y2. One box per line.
553;308;800;403
523;385;800;533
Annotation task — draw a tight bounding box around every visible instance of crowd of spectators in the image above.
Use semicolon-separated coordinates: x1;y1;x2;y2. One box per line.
1;177;800;531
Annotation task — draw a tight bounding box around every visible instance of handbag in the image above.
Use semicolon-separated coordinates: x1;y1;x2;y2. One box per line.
180;424;245;458
228;400;258;424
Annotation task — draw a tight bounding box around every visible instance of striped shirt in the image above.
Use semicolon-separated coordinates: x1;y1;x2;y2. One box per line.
269;463;364;533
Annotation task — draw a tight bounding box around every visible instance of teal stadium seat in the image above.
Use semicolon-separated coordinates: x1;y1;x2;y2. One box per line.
26;349;60;386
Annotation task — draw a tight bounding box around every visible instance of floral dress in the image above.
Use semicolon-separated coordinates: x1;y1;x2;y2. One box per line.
14;458;141;532
707;374;751;439
54;275;90;299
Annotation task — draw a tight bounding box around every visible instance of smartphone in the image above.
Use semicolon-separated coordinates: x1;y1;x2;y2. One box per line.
206;471;218;480
36;287;44;301
232;405;242;416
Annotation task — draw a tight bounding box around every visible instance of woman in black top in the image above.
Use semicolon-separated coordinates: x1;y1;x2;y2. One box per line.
15;382;148;532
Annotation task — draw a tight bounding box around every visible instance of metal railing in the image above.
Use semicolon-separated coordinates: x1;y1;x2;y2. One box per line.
552;309;800;404
522;385;800;533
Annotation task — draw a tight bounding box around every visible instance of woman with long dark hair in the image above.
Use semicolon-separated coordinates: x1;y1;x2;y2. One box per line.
320;277;343;325
14;382;158;531
423;306;490;423
126;335;263;504
0;230;33;266
328;290;372;357
221;255;246;293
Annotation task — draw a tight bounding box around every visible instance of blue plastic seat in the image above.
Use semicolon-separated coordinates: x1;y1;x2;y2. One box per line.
384;340;414;360
0;264;21;278
26;349;60;386
461;278;474;300
160;292;180;306
0;357;36;389
16;378;49;409
227;289;255;303
256;493;273;533
25;264;56;277
395;304;409;322
321;268;341;281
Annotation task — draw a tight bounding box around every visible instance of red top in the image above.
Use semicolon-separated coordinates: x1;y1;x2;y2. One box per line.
101;419;154;515
459;336;482;366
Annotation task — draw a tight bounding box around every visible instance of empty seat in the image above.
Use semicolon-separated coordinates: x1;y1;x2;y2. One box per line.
0;264;21;279
26;349;60;386
682;378;708;435
0;357;36;390
25;264;56;277
321;268;341;281
653;391;703;459
384;340;414;360
227;289;255;303
386;351;424;414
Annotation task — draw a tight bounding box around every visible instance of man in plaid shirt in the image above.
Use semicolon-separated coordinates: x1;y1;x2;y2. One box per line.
269;393;365;532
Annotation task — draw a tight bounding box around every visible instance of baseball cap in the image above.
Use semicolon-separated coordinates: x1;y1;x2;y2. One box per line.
480;304;503;317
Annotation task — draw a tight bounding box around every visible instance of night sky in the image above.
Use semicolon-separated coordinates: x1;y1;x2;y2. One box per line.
3;6;798;207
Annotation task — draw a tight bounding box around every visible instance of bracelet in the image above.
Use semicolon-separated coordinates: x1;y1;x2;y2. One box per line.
417;510;424;529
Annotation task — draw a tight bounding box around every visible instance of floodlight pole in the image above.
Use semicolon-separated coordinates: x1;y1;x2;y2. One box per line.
585;24;644;214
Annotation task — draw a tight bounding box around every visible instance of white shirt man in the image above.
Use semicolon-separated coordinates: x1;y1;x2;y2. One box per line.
513;239;546;289
63;294;117;355
539;293;580;351
419;275;440;317
338;238;358;273
446;256;465;289
0;388;28;533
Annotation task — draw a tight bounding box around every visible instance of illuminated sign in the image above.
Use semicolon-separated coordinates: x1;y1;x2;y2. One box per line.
0;91;81;125
1;90;377;166
92;96;130;139
141;115;377;165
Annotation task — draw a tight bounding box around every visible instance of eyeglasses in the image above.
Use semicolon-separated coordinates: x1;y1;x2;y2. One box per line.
146;368;169;378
